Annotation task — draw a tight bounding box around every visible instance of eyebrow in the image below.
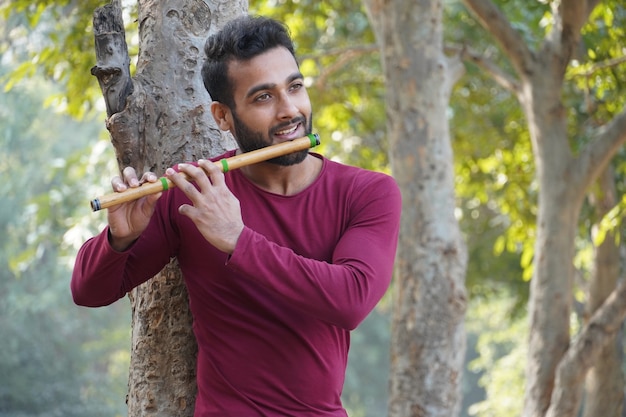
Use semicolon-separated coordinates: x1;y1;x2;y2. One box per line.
245;71;304;99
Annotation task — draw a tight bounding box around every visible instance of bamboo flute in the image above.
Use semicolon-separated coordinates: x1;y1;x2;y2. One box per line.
90;133;320;212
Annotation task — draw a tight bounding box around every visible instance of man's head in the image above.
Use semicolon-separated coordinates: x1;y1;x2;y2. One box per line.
202;16;312;166
201;15;297;109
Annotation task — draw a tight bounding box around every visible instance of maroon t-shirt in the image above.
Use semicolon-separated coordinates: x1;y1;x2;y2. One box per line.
71;153;402;417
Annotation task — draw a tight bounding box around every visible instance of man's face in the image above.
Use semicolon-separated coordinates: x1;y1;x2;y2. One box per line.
226;46;313;166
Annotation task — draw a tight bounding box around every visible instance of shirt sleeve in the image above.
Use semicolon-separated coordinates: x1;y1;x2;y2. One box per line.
70;152;235;308
225;173;402;330
70;229;134;306
70;204;177;307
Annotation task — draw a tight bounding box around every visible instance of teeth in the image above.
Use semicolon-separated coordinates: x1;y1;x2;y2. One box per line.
276;125;297;135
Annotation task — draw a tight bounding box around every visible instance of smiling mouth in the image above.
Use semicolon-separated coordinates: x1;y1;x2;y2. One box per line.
275;124;299;136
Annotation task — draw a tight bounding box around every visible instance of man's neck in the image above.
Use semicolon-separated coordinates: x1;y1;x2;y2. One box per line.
240;154;322;196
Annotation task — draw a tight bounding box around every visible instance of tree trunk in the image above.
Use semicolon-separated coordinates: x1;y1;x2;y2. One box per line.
127;260;198;415
91;0;245;415
582;166;624;417
519;63;584;417
363;1;468;416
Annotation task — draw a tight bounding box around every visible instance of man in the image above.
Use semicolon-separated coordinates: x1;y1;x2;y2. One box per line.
72;15;401;417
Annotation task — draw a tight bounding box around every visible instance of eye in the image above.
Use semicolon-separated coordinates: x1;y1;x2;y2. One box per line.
254;92;271;102
289;81;304;92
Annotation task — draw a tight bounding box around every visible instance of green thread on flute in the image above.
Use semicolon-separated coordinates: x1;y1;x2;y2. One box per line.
221;159;229;173
160;177;169;191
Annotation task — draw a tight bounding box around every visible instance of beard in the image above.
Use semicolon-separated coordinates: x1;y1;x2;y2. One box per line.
232;111;313;166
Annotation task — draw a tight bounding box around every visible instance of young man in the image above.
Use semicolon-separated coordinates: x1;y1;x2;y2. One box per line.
72;15;401;417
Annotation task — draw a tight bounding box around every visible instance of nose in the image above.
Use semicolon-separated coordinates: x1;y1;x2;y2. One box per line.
277;93;300;120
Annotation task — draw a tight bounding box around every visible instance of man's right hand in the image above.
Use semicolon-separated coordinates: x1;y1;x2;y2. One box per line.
107;166;162;252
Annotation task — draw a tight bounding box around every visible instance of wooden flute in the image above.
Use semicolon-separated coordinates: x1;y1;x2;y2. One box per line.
90;133;320;212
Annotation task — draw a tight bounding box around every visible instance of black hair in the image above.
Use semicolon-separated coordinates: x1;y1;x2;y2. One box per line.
201;15;297;108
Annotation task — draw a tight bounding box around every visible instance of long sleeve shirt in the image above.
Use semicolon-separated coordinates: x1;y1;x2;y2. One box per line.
71;152;402;417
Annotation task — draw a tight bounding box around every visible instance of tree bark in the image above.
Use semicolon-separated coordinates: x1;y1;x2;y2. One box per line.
363;1;468;416
91;0;245;415
91;0;133;117
518;58;582;417
127;260;198;415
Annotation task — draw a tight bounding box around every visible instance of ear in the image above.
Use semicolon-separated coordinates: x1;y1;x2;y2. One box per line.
210;102;233;131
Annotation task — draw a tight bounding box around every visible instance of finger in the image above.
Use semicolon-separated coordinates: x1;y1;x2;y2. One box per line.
139;172;159;185
122;166;140;187
166;166;202;199
197;159;225;187
177;163;214;192
111;175;127;192
177;203;196;219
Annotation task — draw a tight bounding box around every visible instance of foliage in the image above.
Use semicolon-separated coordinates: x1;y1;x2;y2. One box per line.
0;0;138;119
0;60;128;415
451;64;535;293
465;292;527;417
251;0;387;171
446;0;538;306
576;4;626;246
450;0;626;285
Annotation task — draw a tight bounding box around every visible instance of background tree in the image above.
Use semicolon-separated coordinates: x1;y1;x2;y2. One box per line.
457;1;626;416
363;0;469;416
582;165;623;417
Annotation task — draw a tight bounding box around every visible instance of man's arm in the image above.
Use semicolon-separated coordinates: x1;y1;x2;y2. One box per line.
226;174;401;330
71;229;136;306
71;168;165;307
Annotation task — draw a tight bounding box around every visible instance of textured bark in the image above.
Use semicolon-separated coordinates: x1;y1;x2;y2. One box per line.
518;57;582;417
91;0;246;415
127;260;198;415
363;1;468;416
91;1;133;116
461;1;626;416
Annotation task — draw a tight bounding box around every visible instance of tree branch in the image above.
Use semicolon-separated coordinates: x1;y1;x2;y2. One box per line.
91;0;133;116
461;0;535;78
299;44;379;61
445;44;520;94
300;45;380;90
299;44;380;89
546;0;600;73
571;55;626;78
579;108;626;192
545;274;626;417
559;0;601;44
